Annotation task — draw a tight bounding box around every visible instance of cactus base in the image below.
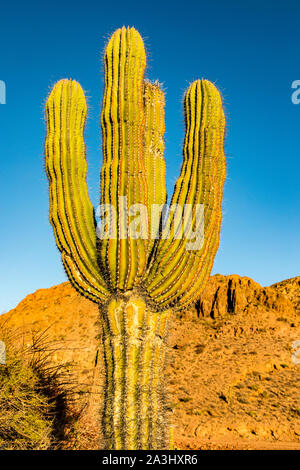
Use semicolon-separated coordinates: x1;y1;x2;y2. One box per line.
101;294;171;450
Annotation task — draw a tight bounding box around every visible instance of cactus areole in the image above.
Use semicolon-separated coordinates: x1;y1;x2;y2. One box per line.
45;27;226;450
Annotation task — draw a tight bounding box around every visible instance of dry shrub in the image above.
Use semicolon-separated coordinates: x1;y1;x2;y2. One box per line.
0;320;79;450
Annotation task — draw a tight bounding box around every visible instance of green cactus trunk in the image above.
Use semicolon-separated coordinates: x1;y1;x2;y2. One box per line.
101;295;171;450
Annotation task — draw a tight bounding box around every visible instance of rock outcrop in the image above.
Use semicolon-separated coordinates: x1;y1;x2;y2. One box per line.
271;276;300;314
195;274;295;319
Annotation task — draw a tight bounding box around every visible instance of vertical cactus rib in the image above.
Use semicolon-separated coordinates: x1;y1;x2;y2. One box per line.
143;81;167;251
45;79;110;302
100;27;149;291
144;80;226;308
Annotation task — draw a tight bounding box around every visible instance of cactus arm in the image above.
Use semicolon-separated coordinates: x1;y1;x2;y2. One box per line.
45;79;110;302
144;80;226;308
143;81;167;250
99;27;149;291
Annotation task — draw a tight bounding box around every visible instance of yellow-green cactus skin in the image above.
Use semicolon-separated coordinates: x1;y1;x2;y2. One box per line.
45;26;226;450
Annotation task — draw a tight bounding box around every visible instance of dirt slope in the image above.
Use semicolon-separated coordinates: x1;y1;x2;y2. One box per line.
1;274;299;450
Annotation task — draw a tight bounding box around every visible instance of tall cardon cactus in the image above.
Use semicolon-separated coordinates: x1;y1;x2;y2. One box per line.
45;27;226;450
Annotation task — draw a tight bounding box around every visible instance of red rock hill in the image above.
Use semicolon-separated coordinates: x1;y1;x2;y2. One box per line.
1;275;299;450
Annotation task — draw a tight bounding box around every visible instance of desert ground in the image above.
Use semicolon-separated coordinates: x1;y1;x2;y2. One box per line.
0;274;299;450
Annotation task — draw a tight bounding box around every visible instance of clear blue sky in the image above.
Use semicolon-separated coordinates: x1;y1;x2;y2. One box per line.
0;0;299;312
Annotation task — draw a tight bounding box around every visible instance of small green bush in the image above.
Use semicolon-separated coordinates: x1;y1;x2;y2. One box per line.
0;324;75;450
0;345;53;449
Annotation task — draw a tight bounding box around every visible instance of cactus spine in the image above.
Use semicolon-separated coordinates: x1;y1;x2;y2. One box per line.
45;26;226;450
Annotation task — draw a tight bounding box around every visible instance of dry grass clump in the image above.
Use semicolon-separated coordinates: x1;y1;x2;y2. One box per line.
0;321;75;450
